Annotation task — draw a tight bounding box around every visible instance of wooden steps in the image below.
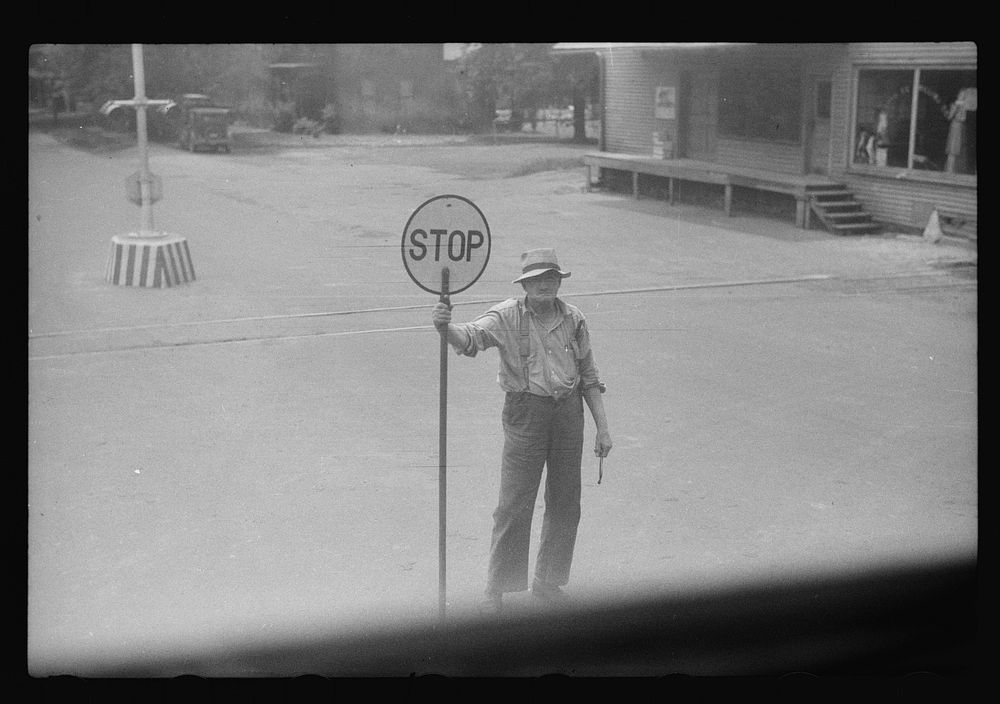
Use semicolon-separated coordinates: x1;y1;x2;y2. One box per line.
807;184;881;236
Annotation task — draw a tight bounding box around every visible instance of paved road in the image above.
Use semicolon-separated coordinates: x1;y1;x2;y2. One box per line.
28;130;977;674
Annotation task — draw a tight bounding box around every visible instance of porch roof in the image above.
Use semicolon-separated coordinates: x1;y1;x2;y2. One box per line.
551;42;845;59
551;42;750;55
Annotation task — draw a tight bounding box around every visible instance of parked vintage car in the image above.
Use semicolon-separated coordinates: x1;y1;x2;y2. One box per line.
155;94;232;152
178;106;232;153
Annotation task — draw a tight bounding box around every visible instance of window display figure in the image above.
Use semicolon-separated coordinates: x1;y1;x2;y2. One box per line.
946;87;977;174
855;109;888;165
855;127;876;164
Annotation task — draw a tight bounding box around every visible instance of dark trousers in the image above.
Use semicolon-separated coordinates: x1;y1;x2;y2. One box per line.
486;391;584;594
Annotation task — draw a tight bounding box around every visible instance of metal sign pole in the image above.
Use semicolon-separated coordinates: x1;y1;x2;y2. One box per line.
131;44;154;235
401;194;490;624
438;267;450;623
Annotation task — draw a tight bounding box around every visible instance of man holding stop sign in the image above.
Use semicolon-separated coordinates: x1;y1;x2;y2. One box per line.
433;248;613;617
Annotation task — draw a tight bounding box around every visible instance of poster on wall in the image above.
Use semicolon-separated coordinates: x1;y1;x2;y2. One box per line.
652;129;674;159
655;86;676;119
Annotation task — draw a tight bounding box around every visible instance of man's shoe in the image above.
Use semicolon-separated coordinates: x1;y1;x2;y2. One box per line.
531;579;570;606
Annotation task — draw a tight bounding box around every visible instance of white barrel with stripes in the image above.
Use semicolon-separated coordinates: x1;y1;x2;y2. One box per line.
106;233;195;288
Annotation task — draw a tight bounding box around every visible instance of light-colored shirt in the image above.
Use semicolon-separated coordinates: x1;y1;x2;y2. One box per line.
455;296;602;400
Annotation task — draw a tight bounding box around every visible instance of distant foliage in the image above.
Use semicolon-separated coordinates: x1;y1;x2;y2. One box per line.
32;43;597;138
292;117;324;137
456;43;598;141
34;44;272;115
457;43;558;130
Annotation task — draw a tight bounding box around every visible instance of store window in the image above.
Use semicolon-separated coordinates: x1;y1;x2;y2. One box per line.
718;66;802;142
853;68;976;175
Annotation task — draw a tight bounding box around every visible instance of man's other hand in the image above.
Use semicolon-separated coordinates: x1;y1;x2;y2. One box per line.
594;430;613;458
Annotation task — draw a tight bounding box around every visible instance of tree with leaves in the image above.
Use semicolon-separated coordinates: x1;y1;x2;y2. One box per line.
457;43;556;132
551;51;600;143
458;43;598;141
31;44;273;114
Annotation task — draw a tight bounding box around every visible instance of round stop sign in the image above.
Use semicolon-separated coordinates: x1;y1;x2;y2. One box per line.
401;195;491;296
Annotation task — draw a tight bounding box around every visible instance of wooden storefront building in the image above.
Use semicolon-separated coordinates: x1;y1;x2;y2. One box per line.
552;42;976;238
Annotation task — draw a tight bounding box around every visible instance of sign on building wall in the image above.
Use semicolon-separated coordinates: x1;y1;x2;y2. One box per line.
652;132;665;159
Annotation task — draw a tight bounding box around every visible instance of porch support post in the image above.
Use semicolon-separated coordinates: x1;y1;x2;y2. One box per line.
724;182;733;216
633;171;639;199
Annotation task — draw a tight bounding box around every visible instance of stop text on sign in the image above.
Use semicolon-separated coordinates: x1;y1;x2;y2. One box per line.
401;195;491;296
407;228;486;263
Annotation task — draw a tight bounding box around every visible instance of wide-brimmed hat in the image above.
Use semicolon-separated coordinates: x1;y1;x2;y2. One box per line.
512;248;572;284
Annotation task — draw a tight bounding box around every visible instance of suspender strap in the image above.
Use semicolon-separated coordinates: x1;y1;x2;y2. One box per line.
518;301;530;390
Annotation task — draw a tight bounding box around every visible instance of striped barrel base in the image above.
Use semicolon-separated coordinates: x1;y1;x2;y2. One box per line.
106;233;195;288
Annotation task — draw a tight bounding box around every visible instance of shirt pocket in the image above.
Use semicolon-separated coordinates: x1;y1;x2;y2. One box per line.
550;350;578;392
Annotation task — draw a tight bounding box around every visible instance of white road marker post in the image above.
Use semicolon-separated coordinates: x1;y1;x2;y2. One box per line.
401;195;491;623
103;44;195;288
